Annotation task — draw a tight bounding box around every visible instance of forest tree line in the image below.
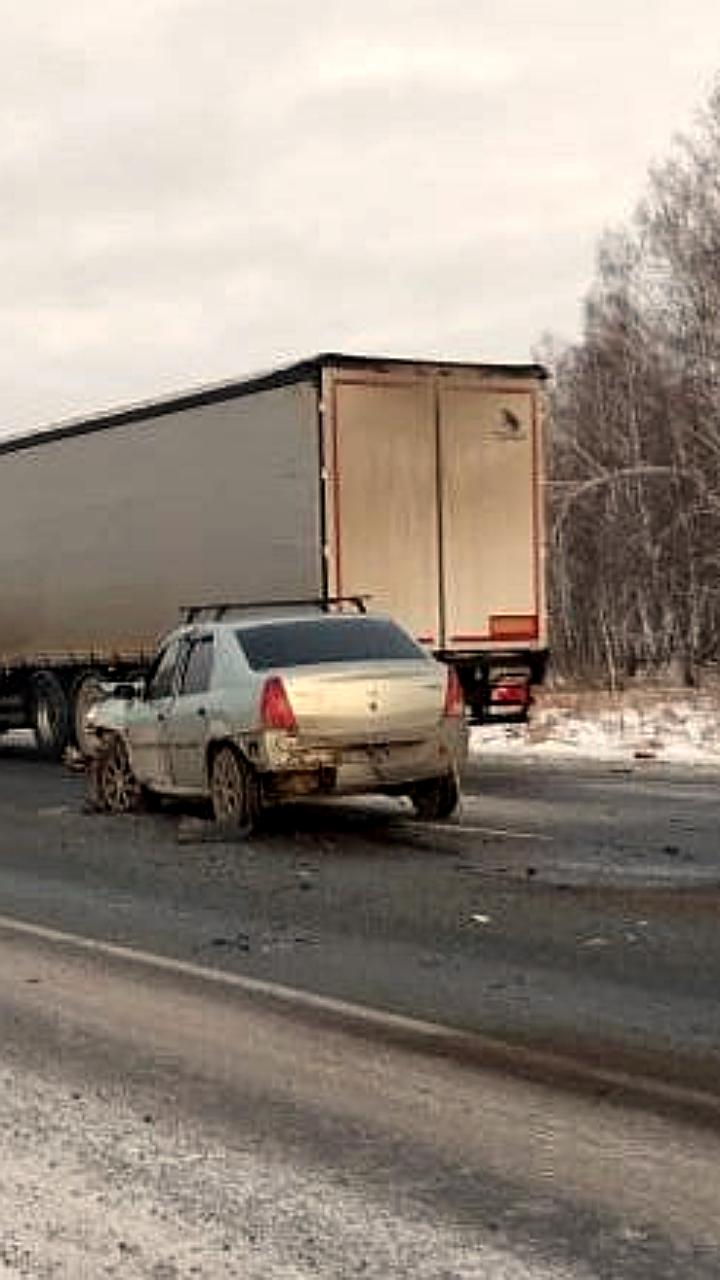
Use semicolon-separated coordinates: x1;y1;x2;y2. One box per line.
546;81;720;686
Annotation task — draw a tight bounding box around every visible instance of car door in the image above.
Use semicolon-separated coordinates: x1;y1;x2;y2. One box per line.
127;637;184;789
166;633;215;792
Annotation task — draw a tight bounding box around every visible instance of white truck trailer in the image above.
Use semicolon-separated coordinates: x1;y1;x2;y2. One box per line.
0;353;548;756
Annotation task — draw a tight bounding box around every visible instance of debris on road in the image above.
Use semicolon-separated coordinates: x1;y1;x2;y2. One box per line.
208;933;251;952
63;747;86;774
296;867;317;891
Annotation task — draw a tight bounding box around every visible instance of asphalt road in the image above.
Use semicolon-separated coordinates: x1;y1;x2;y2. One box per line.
1;741;720;1275
1;741;719;1091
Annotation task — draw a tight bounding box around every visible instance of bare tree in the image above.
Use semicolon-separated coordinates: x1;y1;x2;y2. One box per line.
546;79;720;685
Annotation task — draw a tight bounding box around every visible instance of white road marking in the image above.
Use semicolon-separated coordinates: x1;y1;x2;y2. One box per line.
402;820;551;841
0;909;719;1125
0;910;460;1043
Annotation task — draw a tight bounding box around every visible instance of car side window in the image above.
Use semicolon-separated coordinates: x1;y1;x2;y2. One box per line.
146;639;182;701
180;636;214;696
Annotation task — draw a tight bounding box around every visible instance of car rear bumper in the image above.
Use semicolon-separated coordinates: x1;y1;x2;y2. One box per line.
257;722;468;799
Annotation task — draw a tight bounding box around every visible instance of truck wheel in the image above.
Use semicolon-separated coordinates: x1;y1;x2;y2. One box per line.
89;734;142;814
71;671;107;756
210;745;259;837
408;771;460;822
31;671;70;760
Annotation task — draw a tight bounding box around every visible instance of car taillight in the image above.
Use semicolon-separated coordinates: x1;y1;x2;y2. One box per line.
444;667;465;718
260;677;297;731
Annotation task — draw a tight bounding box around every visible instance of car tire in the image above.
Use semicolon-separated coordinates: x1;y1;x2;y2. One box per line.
71;670;108;757
210;745;259;837
89;734;142;814
408;771;460;821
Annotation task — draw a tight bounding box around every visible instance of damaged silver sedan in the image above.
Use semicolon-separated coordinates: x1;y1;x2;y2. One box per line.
84;604;468;834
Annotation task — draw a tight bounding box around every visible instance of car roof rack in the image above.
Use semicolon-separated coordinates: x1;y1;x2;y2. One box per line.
180;595;370;623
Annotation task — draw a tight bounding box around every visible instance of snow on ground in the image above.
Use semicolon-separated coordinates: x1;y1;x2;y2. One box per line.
472;689;720;767
0;1055;577;1280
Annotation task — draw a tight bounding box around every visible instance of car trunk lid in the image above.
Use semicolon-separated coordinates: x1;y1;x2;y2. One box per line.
280;661;446;744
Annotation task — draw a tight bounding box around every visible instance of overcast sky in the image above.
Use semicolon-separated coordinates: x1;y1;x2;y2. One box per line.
2;1;720;434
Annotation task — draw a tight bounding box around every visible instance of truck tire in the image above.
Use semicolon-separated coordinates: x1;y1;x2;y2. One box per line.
71;670;107;757
30;671;70;760
89;734;142;814
408;771;460;822
209;745;259;838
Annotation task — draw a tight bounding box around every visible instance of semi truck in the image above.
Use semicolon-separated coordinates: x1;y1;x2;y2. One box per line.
0;353;548;758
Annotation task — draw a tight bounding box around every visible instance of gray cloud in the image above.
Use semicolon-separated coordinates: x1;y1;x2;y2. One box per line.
0;1;719;433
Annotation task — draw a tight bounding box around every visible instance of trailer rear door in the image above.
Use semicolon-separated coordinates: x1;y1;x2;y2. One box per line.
438;383;540;649
325;377;441;645
325;367;542;651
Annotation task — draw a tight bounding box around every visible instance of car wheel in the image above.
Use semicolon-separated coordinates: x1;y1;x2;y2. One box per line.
89;734;142;814
408;771;460;821
71;670;108;756
210;745;259;837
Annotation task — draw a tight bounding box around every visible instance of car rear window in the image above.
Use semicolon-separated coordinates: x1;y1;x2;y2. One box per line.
235;617;428;671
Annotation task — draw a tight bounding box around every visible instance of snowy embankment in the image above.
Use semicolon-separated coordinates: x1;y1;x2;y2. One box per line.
471;687;720;767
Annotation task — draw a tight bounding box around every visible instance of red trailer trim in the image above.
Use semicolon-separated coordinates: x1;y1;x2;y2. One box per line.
489;614;539;641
